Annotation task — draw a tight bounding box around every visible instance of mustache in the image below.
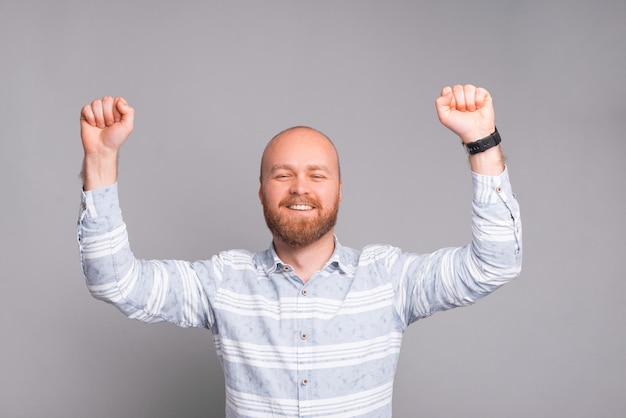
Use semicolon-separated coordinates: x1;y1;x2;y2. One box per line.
279;197;322;208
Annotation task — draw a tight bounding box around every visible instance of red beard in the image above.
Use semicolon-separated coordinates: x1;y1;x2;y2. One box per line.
262;195;340;248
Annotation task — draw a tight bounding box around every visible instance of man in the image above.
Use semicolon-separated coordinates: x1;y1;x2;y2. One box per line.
78;85;522;417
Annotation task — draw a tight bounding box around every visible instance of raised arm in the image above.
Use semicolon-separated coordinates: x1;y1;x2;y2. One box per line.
393;85;522;325
435;84;504;176
80;96;134;190
77;97;217;328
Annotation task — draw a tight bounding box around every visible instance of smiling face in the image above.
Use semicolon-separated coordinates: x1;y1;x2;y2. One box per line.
259;127;342;249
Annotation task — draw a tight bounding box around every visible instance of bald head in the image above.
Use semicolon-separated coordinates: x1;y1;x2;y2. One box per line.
260;126;341;180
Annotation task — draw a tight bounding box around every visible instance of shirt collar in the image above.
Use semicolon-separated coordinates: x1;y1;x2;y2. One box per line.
260;236;356;277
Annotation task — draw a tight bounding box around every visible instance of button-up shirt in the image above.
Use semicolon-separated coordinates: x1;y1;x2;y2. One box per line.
77;168;522;417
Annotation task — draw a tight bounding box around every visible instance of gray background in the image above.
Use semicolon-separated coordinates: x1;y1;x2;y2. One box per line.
1;0;625;417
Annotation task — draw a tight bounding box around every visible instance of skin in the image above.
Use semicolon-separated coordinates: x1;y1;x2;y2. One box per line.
80;84;504;282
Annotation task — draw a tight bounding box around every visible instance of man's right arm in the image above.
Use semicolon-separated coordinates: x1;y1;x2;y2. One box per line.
77;97;215;328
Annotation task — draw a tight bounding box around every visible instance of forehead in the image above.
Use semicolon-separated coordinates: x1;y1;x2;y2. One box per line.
261;128;339;174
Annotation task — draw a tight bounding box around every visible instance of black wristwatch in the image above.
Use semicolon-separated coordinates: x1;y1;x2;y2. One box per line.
465;128;501;155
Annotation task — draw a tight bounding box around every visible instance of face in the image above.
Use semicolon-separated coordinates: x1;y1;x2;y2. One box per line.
259;127;342;249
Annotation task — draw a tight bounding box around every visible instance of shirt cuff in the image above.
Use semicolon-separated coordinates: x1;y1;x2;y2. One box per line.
81;183;121;219
472;166;514;204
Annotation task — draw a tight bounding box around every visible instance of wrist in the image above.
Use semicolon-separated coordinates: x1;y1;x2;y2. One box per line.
459;124;496;144
82;153;118;191
464;128;501;155
463;128;505;175
469;145;505;176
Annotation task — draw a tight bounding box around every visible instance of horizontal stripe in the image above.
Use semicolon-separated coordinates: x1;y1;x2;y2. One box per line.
80;224;127;259
220;333;402;370
225;381;393;417
216;284;394;320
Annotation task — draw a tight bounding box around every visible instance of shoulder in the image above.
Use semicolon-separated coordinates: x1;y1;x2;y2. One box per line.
335;243;405;270
360;243;402;262
212;249;257;268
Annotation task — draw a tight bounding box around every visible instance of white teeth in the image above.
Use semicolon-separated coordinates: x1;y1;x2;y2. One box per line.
289;204;313;211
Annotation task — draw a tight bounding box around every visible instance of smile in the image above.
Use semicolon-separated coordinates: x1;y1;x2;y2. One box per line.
288;204;314;211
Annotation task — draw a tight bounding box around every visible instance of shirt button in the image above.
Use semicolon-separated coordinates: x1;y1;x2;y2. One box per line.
496;186;503;193
301;332;308;340
302;378;309;386
301;289;308;296
283;265;291;272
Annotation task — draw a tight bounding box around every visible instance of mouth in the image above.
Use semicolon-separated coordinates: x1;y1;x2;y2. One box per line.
288;204;314;211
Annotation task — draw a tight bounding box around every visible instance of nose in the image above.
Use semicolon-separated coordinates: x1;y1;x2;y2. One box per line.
289;174;309;195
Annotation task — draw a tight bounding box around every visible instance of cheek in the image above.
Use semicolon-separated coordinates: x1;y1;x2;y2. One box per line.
322;184;342;200
318;191;341;210
260;185;285;207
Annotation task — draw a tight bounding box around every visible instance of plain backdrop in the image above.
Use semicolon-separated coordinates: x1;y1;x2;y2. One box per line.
1;1;625;417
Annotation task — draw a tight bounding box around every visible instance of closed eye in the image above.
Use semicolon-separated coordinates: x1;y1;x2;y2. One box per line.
272;173;292;180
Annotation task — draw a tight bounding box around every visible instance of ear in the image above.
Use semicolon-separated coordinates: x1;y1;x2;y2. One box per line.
338;180;343;201
258;177;263;203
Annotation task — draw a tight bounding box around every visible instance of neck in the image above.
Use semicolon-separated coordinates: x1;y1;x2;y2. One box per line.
272;231;335;283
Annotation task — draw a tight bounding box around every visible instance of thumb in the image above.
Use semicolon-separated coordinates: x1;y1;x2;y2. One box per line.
115;97;134;127
475;87;493;110
435;86;454;122
435;86;454;109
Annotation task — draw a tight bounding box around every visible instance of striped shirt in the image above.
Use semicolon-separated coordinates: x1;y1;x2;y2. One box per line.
77;168;522;417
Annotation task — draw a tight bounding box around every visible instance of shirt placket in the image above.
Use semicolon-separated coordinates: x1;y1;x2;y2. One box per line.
297;282;313;415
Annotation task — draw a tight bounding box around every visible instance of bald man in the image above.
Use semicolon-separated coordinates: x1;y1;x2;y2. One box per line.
78;85;522;417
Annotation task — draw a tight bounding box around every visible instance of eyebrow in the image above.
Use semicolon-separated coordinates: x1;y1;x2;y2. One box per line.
270;164;331;173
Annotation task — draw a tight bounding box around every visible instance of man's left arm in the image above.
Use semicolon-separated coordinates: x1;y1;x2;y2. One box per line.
435;83;522;286
395;85;522;325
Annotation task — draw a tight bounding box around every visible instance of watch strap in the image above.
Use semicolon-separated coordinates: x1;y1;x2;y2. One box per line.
465;128;501;155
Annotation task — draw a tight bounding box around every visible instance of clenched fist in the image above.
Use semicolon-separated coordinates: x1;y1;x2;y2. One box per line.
80;96;134;190
435;84;495;144
80;96;134;157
